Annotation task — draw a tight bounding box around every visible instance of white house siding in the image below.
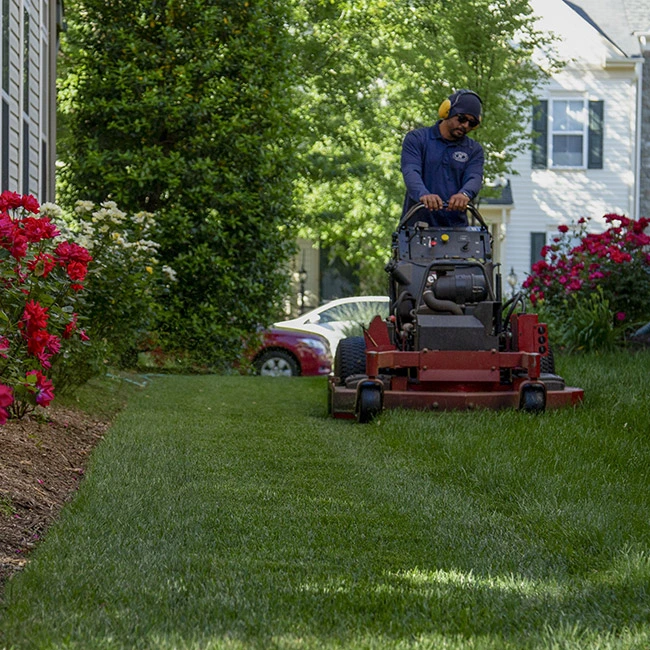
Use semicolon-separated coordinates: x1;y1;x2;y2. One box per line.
502;0;641;288
1;0;52;199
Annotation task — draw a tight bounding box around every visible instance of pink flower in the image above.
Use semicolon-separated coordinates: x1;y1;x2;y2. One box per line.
0;336;9;358
36;334;61;369
616;312;626;322
0;384;13;408
25;371;55;407
558;224;569;233
0;384;14;425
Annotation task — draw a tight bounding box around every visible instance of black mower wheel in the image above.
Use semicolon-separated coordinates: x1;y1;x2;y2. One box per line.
357;384;382;424
520;384;546;413
335;336;367;381
254;350;300;377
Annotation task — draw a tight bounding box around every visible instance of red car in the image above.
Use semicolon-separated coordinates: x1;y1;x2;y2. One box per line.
252;327;331;377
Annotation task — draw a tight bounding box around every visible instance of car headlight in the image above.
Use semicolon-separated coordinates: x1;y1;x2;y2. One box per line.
298;337;330;355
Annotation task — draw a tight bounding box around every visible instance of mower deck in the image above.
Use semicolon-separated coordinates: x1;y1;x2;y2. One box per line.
329;320;584;421
329;376;585;419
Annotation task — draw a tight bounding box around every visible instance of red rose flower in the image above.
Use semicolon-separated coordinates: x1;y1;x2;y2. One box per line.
27;253;57;278
0;191;23;211
66;260;88;282
21;194;40;214
62;313;78;339
21;216;59;243
54;241;92;265
21;300;49;334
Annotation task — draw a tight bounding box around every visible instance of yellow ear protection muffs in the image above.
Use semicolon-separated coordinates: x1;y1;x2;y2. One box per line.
438;89;483;120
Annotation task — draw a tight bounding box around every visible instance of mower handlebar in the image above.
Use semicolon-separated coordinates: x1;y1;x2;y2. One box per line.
398;201;490;232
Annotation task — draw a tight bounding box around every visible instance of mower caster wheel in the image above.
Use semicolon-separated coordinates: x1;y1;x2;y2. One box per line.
356;383;382;424
520;384;546;413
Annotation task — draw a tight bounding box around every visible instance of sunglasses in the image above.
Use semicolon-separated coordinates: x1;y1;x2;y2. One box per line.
455;113;480;128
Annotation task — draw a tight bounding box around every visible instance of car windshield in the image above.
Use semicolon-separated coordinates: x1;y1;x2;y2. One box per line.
319;301;387;324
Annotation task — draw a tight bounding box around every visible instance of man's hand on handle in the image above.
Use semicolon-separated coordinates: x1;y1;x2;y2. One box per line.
420;193;470;212
419;194;444;211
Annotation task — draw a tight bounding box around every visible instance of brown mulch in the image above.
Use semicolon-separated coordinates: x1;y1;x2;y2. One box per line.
0;406;111;595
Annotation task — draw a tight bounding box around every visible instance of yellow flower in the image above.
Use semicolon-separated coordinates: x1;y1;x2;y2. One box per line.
145;266;153;274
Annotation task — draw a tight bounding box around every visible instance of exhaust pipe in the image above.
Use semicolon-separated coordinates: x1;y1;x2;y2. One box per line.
422;290;463;315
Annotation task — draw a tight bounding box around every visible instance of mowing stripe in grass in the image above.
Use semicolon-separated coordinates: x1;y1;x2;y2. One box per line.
1;352;649;649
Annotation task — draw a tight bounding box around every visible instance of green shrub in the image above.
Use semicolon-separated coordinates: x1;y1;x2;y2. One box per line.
57;0;298;367
46;200;172;392
524;215;650;351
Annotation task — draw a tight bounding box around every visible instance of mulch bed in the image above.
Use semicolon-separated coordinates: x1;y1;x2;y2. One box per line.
0;406;110;597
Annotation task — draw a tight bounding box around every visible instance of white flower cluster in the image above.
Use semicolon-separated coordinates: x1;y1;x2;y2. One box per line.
162;265;177;282
43;199;177;282
40;202;63;219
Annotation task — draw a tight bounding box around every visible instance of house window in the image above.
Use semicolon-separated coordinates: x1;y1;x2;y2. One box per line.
532;99;604;169
552;100;586;167
530;232;547;269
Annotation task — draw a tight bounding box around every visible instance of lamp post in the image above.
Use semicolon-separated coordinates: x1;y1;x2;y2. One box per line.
298;265;308;314
507;266;518;298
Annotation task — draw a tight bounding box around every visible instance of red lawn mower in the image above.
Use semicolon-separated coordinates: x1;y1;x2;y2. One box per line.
328;203;584;423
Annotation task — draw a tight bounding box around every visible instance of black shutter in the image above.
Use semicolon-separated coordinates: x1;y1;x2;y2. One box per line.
532;100;548;169
530;232;547;269
588;100;604;169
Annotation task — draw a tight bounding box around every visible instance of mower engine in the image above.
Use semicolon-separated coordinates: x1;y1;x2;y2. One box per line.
328;203;584;423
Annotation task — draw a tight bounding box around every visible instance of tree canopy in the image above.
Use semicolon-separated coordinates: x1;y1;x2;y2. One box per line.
57;0;561;362
291;0;561;290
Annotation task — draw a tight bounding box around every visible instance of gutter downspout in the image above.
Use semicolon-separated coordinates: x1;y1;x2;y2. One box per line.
634;56;643;220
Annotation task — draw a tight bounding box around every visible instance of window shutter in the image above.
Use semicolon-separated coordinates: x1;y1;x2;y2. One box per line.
530;232;547;269
588;100;604;169
532;100;548;169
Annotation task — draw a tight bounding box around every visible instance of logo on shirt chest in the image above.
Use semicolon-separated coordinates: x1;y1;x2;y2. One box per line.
453;151;469;163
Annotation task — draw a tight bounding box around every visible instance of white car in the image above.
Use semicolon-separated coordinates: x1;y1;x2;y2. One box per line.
274;296;390;356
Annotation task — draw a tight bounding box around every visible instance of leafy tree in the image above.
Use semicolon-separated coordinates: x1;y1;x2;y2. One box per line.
291;0;562;291
57;0;298;365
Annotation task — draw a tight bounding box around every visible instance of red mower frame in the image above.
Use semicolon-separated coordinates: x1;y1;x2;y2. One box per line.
328;203;584;423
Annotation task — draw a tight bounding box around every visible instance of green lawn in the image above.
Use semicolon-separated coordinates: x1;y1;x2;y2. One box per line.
1;352;649;649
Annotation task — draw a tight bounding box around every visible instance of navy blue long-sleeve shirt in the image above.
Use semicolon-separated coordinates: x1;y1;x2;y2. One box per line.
401;121;484;226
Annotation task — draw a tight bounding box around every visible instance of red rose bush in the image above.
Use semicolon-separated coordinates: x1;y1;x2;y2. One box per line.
0;191;91;422
523;214;650;351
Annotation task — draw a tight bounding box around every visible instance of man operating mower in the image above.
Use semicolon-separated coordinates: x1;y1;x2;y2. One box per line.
400;89;484;227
